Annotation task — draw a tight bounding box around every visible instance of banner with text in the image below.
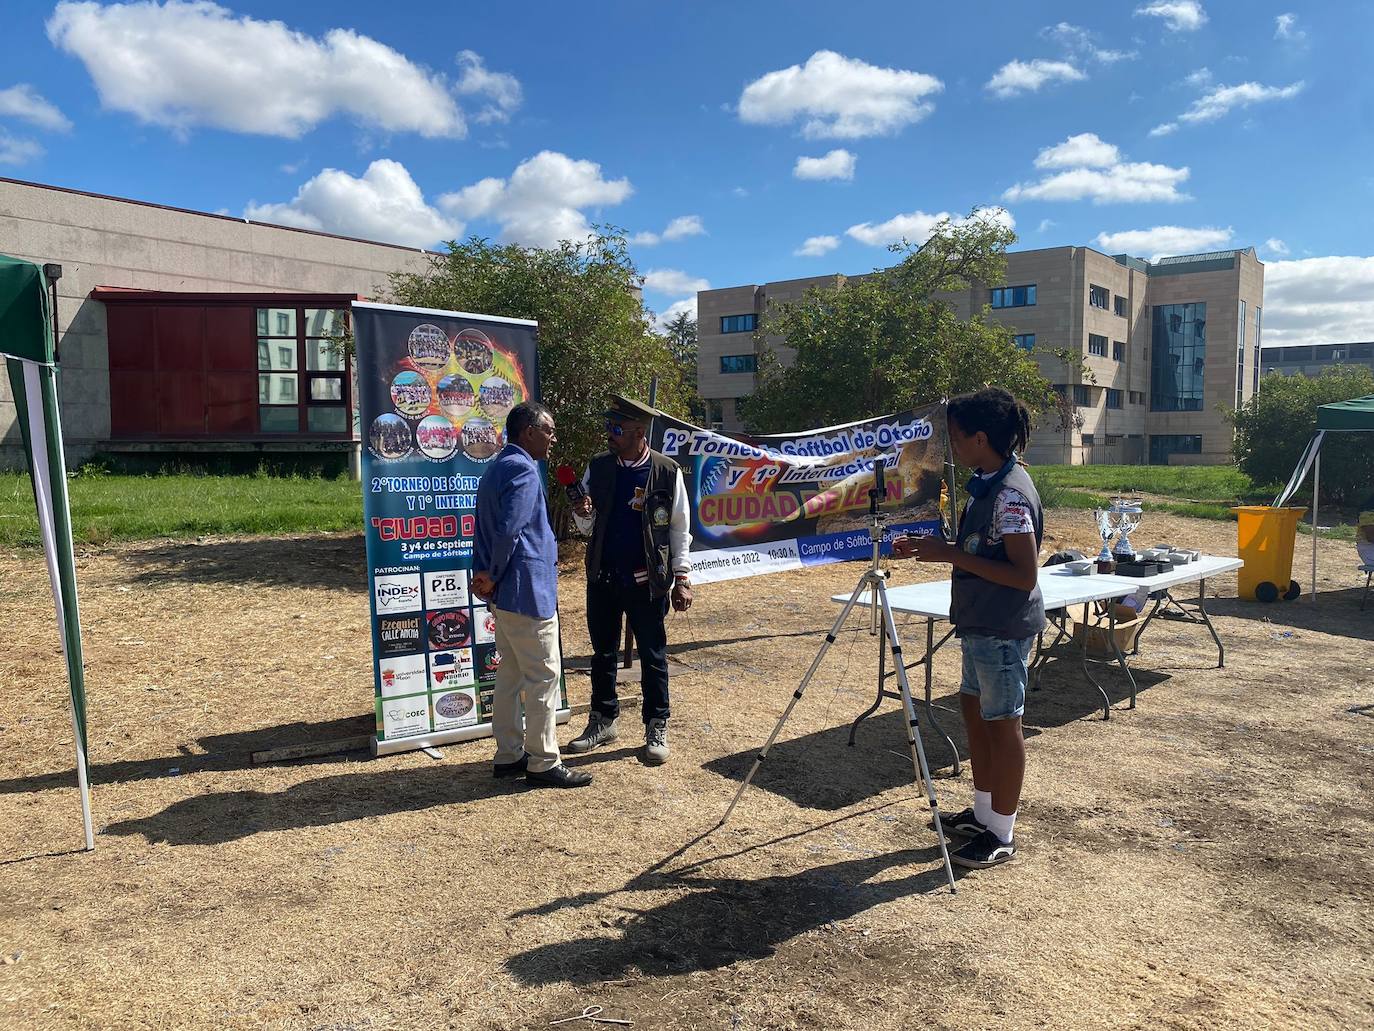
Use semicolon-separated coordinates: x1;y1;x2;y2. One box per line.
353;302;567;756
654;403;949;584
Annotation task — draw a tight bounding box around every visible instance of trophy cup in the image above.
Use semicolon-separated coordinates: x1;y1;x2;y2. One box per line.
1094;507;1116;564
1110;497;1143;560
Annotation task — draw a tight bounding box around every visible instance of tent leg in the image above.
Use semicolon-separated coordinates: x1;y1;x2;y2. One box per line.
1311;451;1320;602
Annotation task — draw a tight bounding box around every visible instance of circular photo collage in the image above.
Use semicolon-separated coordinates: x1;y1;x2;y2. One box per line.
369;323;527;464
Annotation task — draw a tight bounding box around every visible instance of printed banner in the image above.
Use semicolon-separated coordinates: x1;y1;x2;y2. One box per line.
653;403;949;583
352;302;567;755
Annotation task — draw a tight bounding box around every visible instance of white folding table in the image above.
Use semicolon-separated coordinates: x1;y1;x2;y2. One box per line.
834;555;1242;774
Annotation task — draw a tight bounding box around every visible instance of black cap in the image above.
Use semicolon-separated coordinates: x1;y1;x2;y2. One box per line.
604;394;659;424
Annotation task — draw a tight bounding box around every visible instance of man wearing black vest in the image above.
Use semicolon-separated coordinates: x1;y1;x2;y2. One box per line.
569;395;692;764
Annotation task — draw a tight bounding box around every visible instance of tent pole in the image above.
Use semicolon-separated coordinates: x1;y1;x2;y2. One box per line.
1311;450;1320;602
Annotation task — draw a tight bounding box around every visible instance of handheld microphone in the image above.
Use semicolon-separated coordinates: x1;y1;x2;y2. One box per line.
555;464;586;503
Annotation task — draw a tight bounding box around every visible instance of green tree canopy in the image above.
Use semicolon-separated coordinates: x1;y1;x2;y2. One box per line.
660;310;703;422
1231;365;1374;505
738;212;1059;435
386;231;687;470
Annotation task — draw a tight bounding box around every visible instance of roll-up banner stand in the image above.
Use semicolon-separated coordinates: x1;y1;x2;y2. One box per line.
352;302;569;757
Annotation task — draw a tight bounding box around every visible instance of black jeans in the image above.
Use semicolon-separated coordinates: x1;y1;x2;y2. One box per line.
587;574;670;723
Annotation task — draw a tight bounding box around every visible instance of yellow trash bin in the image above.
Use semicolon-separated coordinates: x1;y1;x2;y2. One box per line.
1232;506;1306;602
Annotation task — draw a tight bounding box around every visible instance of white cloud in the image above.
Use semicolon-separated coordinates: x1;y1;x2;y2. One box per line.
794;235;840;257
793;149;857;181
1094;225;1233;260
46;0;473;138
1264;238;1290;256
846;206;1014;248
1038;219;1056;233
455;50;521;125
1184;68;1213;88
1177;81;1305;125
631;214;706;246
0;129;43;165
1034;132;1120;169
438;150;632;248
245;159;458;248
1275;13;1306;43
1134;1;1208;32
653;298;698;333
738;50;943;139
1004;145;1190;204
1041;22;1137;64
1149;122;1179;137
731;186;749;198
1263;257;1374;347
985;60;1085;98
642;269;710;296
0;84;71;132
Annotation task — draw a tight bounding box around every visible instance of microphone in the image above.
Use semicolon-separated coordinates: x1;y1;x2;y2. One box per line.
555;464;586;503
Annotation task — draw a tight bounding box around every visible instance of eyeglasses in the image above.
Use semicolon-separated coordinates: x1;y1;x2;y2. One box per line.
604;420;625;436
534;422;556;436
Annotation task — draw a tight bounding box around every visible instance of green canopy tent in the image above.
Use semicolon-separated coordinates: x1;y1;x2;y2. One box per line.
0;253;93;851
1273;393;1374;600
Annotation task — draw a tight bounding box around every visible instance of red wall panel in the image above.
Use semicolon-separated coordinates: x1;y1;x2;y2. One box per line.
206;372;258;433
157;371;207;435
106;306;155;371
154;307;205;372
109;370;159;437
206;307;256;371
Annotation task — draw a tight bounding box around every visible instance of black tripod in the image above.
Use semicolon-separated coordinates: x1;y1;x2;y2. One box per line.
716;462;958;893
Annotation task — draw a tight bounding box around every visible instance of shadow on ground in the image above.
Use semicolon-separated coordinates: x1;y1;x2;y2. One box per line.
1207;587;1373;641
0;714;374;795
119;535;367;591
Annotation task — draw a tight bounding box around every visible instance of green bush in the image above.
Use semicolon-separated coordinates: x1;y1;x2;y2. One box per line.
1231;367;1374;506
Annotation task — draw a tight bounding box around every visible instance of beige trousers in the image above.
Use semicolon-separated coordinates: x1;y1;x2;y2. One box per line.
491;607;563;773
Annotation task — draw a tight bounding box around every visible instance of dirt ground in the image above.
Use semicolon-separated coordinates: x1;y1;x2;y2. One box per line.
1;510;1372;1030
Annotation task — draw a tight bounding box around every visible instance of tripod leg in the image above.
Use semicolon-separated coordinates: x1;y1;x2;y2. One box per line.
876;586;958;894
848;605;886;747
717;577;872;830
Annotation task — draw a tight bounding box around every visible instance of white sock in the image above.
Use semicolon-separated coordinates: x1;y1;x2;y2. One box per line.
985;808;1017;845
973;789;993;826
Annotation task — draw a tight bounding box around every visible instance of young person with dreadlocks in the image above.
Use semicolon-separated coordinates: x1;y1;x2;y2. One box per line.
893;387;1044;869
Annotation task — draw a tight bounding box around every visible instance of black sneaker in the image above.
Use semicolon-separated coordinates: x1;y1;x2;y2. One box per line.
525;763;593;789
493;753;528;779
938;807;987;837
950;829;1016;869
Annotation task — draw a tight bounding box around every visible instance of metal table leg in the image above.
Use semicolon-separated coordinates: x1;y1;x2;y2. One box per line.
1106;601;1139;708
923;617;960;777
1076;604;1112;720
1196;578;1225;668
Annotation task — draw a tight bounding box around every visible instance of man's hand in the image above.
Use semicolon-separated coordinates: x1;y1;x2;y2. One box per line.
470;571;496;601
892;534;958;564
575;495;593;517
670;580;693;612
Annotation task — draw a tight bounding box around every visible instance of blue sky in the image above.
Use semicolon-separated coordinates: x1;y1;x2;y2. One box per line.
2;1;1372;346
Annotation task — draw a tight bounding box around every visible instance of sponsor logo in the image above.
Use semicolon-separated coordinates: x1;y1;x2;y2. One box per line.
374;573;422;613
378;653;426;698
378;614;422;656
425;569;469;609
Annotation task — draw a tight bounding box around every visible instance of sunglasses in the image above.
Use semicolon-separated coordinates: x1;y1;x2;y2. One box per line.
604;420;625;436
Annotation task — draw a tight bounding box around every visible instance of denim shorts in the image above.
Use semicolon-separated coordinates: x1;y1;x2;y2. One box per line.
959;634;1035;720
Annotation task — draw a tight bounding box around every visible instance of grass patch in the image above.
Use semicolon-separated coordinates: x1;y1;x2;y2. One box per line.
1032;464;1270;503
0;469;362;548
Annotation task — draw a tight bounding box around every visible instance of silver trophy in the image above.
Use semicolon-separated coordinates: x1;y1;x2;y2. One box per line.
1093;507;1116;563
1110;497;1144;559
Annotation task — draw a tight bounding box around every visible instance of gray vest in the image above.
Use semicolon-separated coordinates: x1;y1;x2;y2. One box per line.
950;462;1046;640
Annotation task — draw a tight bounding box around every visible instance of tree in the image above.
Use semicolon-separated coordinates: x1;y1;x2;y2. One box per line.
386;231;687;470
660;310;704;423
738;212;1059;435
1231;365;1374;505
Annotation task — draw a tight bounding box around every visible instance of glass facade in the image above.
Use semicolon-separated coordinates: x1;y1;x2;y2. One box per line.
720;354;756;374
990;284;1036;308
1089;285;1109;309
1106;388;1123;409
1236;299;1247;408
1150;302;1207;412
1088;333;1108;357
1073;385;1090;406
1113;340;1126;361
1253;306;1262;397
1013;333;1035;351
1114;295;1127;317
256;307;349;433
1149;434;1203;465
720;314;757;334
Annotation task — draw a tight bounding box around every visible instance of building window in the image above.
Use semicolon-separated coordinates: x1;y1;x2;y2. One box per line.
720;354;757;374
1114;295;1127;317
1088;334;1108;357
1105;434;1123;446
1073;385;1090;407
1089;285;1109;310
1253;306;1262;398
257;307;349;434
1149;434;1203;465
720;314;757;334
1113;340;1126;361
991;284;1036;308
1106;388;1123;409
1236;299;1247;409
1013;333;1035;351
1150;302;1207;412
1081;433;1095;445
1129;390;1146;405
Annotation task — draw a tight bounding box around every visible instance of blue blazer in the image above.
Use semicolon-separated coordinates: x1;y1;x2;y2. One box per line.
474;443;558;620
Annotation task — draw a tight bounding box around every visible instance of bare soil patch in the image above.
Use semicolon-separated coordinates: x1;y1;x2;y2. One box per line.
1;511;1372;1030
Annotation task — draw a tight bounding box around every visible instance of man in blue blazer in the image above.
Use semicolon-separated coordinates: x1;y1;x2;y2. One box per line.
472;401;591;789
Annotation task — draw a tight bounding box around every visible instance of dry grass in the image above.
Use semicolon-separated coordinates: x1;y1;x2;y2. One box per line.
1;511;1372;1030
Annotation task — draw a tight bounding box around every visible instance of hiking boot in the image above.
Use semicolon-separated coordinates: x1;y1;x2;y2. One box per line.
567;713;619;753
643;718;669;765
950;829;1016;870
935;807;987;838
525;763;593;789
